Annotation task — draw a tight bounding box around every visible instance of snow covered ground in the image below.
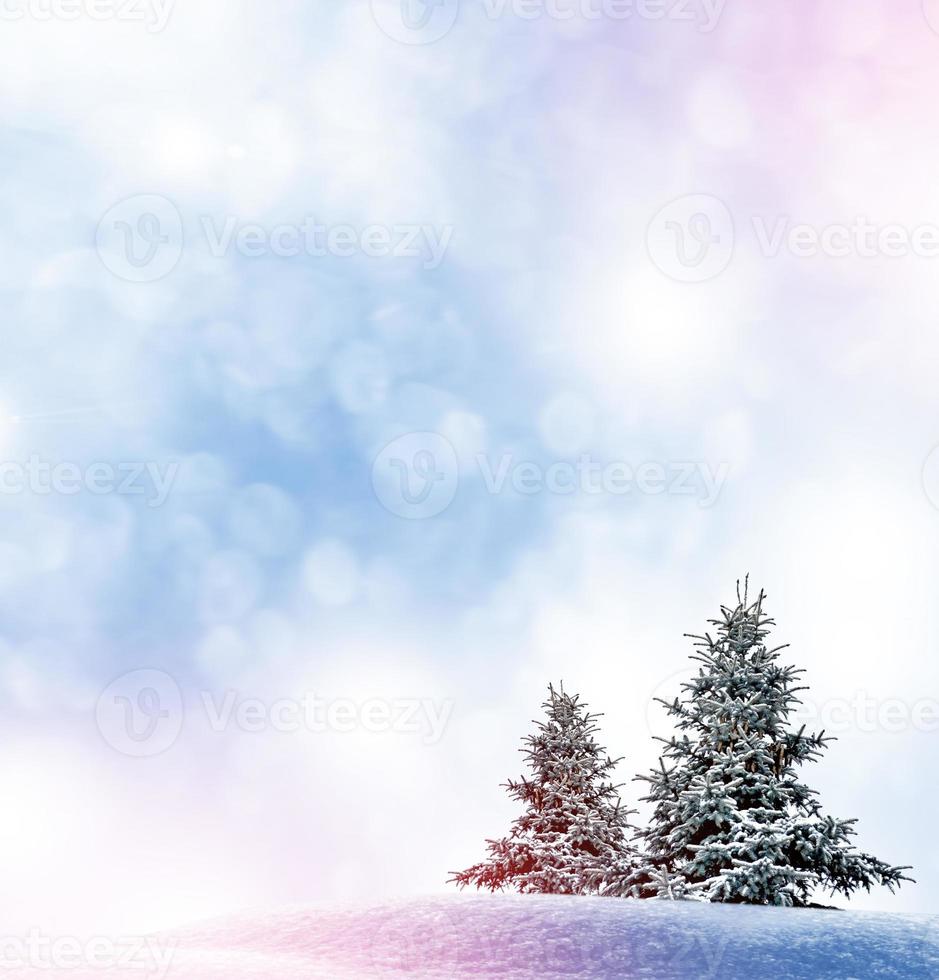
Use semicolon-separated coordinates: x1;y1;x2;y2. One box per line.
10;895;939;979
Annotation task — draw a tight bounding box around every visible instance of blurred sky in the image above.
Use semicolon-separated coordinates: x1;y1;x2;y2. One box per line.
2;0;939;937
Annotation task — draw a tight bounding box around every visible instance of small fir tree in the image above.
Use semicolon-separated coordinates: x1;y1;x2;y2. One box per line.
635;578;912;906
451;683;641;895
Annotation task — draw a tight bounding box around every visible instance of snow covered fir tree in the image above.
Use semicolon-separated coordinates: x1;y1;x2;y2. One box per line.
625;578;912;907
451;683;641;895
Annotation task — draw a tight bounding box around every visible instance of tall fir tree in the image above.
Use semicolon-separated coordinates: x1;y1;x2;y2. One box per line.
632;579;911;907
450;683;641;895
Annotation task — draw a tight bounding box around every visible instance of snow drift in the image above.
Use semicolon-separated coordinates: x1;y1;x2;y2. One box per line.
13;894;938;979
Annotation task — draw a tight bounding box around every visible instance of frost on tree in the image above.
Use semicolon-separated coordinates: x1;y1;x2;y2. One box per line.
634;579;912;906
450;684;641;895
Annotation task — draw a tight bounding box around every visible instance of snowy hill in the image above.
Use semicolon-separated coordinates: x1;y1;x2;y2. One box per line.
13;895;938;978
151;895;939;979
